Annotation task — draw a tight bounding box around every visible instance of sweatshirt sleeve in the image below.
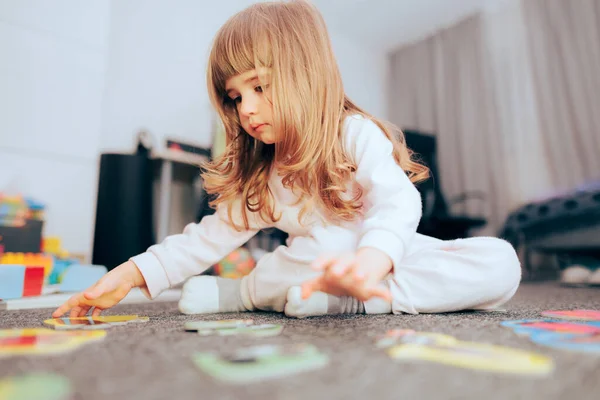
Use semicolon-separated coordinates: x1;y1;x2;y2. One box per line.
343;115;423;269
130;200;265;299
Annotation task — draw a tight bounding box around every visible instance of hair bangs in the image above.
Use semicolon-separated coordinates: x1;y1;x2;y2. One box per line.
209;12;273;99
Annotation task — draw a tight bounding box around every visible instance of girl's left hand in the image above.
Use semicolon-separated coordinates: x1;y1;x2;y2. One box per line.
300;248;393;302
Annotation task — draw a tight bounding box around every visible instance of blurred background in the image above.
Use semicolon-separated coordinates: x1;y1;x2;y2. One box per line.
1;0;599;297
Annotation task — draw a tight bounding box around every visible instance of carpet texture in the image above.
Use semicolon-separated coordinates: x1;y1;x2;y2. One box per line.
1;283;599;400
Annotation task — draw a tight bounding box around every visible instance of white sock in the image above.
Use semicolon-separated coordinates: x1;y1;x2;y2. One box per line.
364;281;392;314
179;276;219;314
284;283;392;318
178;276;248;315
364;296;392;314
284;286;329;318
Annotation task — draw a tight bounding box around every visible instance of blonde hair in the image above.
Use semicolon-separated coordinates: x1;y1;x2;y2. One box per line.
203;0;428;230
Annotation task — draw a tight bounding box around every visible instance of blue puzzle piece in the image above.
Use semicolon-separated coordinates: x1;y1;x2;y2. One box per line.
501;319;600;337
531;331;600;354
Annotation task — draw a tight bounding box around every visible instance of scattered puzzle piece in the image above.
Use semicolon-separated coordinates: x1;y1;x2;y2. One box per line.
502;319;600;354
532;331;600;354
184;319;254;332
501;319;600;336
43;315;149;330
540;310;600;321
0;373;71;400
197;324;283;337
0;328;105;357
185;319;282;337
376;329;553;376
375;329;455;349
193;343;329;384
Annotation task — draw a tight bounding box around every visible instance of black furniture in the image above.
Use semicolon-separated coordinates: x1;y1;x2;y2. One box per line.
500;184;600;278
92;153;155;271
403;129;487;240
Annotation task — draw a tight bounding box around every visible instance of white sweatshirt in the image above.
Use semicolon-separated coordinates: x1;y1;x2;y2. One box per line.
131;115;423;299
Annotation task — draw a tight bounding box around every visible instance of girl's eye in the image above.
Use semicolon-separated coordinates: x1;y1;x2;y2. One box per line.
255;85;263;93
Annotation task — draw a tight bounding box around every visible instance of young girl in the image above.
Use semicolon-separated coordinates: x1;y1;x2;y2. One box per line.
53;0;521;320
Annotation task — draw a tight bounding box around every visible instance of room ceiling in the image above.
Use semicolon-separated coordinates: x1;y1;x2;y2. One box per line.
312;0;485;54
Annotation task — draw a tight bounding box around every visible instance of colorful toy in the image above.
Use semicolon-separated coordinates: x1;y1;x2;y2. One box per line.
44;315;149;330
1;253;53;281
213;247;256;279
0;265;44;299
376;329;553;376
0;195;29;227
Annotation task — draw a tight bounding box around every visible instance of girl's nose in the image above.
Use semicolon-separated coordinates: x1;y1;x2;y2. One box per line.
239;96;258;117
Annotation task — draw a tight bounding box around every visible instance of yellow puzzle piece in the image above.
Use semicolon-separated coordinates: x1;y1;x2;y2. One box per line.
377;329;553;376
43;315;149;330
0;328;105;357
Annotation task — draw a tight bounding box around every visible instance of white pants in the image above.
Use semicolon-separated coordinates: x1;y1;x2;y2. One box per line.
240;228;522;314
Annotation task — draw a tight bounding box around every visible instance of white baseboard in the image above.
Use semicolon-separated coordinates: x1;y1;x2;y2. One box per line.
0;288;181;311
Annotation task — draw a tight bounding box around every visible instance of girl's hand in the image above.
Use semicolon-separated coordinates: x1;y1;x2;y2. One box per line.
300;248;393;302
52;260;146;318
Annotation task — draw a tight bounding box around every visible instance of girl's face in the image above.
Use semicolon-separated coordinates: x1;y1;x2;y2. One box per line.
225;68;278;144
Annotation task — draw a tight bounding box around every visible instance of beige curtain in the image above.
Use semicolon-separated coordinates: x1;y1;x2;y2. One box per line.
522;0;600;189
389;15;505;235
388;0;600;236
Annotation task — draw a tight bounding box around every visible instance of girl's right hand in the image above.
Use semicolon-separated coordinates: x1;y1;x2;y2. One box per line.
52;260;146;318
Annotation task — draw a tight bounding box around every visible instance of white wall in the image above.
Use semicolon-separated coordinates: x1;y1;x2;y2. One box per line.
0;0;388;258
0;0;110;255
101;0;389;153
329;31;389;120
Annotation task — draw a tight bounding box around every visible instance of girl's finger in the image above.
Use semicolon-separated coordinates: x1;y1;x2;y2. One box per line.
52;302;71;318
91;307;103;318
352;270;367;284
311;255;335;271
77;306;92;318
52;292;83;318
69;306;83;319
329;255;355;277
300;277;324;299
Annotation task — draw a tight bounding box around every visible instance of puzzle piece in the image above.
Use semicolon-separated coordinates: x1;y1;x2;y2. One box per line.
376;329;553;376
193;343;329;384
184;319;254;332
541;310;600;321
197;324;283;337
43;315;149;330
185;319;282;337
501;319;600;336
0;373;71;400
502;319;600;354
532;331;600;354
0;328;105;357
375;329;455;349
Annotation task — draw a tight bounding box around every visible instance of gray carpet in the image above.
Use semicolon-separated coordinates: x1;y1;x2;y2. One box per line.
1;283;599;400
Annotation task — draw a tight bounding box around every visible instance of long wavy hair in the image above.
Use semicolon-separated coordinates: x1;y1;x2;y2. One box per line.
203;0;429;230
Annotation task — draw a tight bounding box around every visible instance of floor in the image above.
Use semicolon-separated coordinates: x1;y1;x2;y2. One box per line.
1;282;599;400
